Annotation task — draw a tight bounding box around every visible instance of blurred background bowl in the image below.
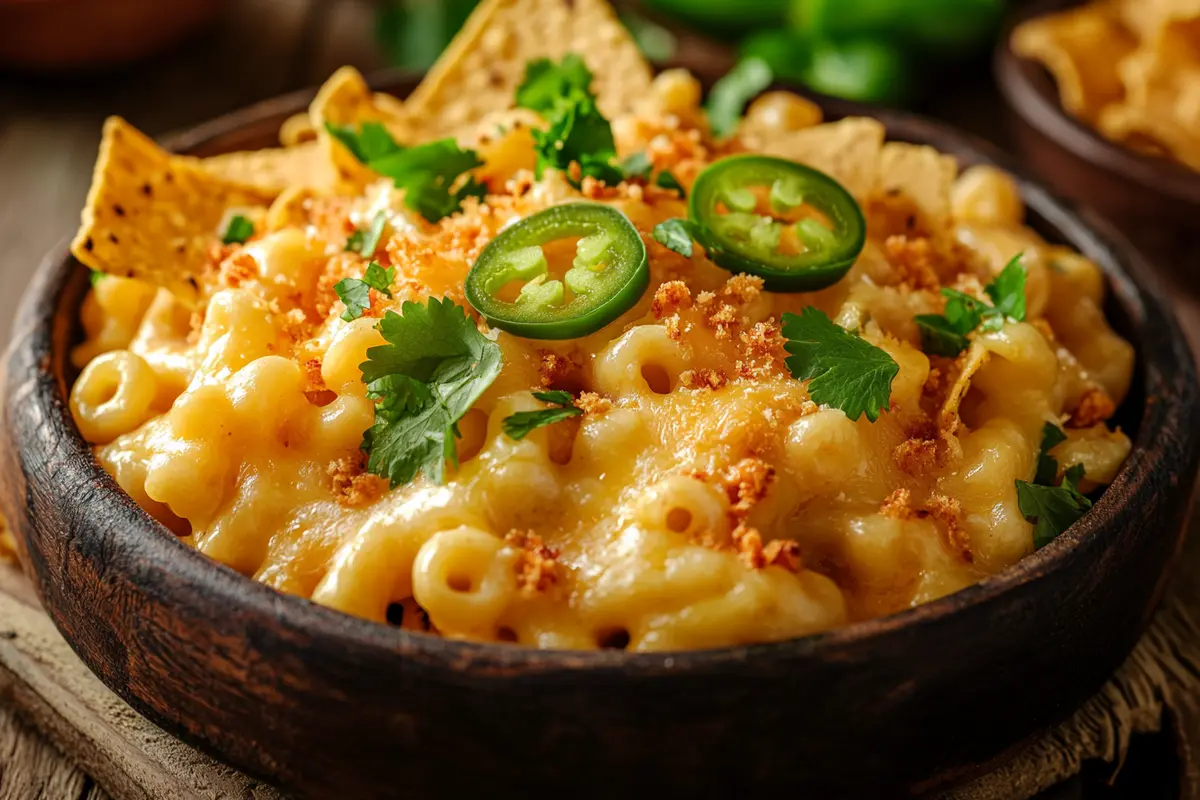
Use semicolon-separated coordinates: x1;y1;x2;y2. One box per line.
995;0;1200;258
0;0;227;72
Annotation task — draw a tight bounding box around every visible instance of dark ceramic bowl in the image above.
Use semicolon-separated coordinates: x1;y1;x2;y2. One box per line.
2;75;1198;799
995;0;1200;256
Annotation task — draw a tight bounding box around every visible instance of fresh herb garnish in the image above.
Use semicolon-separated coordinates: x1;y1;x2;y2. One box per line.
502;390;583;440
655;169;686;196
620;151;653;180
652;218;698;258
345;210;388;256
914;254;1028;357
781;307;899;422
1016;422;1092;549
325;122;485;222
89;270;106;287
335;262;395;322
222;214;255;245
707;57;773;138
359;298;502;487
516;55;622;186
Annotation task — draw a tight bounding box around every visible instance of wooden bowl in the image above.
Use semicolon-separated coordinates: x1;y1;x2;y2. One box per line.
0;0;226;71
2;75;1198;798
995;0;1200;257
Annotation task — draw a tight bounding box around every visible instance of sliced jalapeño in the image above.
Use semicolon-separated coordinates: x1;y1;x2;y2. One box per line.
465;202;649;339
689;154;865;291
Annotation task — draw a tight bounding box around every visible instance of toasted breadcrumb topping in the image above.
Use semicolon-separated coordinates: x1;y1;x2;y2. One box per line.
1070;386;1116;428
506;530;562;596
328;453;387;507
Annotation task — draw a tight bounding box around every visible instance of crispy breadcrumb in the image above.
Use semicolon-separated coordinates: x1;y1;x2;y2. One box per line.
505;531;562;595
880;488;916;521
925;493;971;563
328;454;387;507
576;391;612;416
679;368;728;390
883;235;941;291
538;350;579;388
732;524;801;572
1070;386;1116;428
652;281;692;318
721;457;775;519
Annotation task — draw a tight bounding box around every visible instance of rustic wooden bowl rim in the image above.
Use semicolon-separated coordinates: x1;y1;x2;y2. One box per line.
15;70;1199;673
994;0;1200;207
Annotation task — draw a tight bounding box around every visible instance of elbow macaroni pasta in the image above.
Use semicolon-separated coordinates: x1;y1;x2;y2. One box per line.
69;71;1134;652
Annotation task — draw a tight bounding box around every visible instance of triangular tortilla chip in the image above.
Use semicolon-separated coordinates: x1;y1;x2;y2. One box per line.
873;142;958;231
309;66;414;193
71;117;275;304
759;117;885;199
279;111;317;147
202;141;334;194
402;0;652;140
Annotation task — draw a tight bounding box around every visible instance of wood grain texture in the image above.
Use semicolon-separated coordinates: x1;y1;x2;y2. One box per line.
1;79;1197;799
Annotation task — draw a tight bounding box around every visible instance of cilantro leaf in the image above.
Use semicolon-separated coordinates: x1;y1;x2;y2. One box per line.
89;270;106;287
326;123;484;222
1017;464;1092;549
1033;422;1068;486
912;254;1028;357
368;139;486;222
502;390;583;440
652;218;698;258
326;121;401;163
515;54;594;114
222;215;255;245
655;169;686;196
334;262;395;322
781;307;899;422
346;210;388;256
707;57;773;138
985;254;1028;321
914;314;969;357
360;298;502;487
518;55;621;186
620;151;653;180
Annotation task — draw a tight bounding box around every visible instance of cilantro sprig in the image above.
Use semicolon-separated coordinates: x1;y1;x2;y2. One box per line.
781;307;899;422
360;298;502;487
914;254;1028;357
502;390;583;440
222;214;255;245
335;262;395;322
620;151;686;196
345;210;388;256
516;55;623;187
1016;422;1092;549
325;122;485;223
652;218;699;258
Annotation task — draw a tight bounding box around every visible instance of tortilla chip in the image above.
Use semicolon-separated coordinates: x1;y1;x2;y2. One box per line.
279;112;317;147
1115;0;1200;40
873;142;959;232
265;186;317;232
71;117;275;304
759;117;885;199
1012;5;1135;123
402;0;652;140
310;66;414;193
202;141;334;194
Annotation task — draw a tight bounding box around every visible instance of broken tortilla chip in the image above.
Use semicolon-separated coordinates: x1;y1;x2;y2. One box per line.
940;343;990;433
1012;5;1135;123
758;117;885;199
310;66;413;193
280;112;317;147
202;141;334;194
71;117;275;305
402;0;652;140
873;142;958;232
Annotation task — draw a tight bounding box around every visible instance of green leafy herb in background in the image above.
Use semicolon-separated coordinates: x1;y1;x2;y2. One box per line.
706;57;773;138
652;218;699;258
359;298;502;487
502;390;583;440
781;307;898;422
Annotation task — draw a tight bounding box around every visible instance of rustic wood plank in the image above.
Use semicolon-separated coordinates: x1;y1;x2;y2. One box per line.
0;703;108;800
0;565;285;800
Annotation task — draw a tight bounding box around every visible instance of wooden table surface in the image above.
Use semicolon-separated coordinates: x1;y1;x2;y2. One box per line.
1;2;1198;798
